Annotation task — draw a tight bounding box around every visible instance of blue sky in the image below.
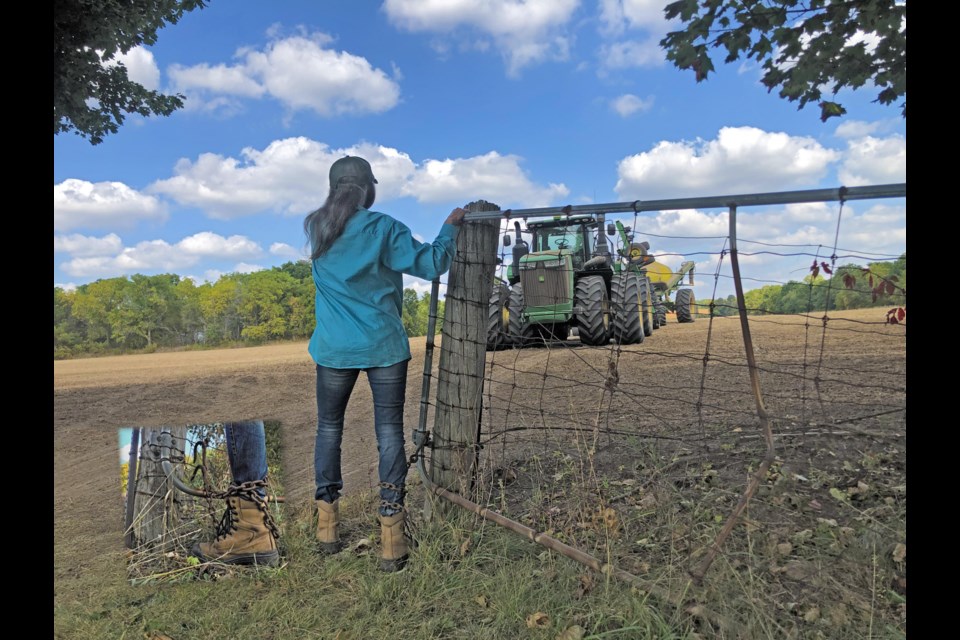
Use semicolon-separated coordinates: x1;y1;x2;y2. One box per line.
54;0;906;298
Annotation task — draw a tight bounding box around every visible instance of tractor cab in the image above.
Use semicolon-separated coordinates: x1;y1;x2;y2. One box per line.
505;214;612;284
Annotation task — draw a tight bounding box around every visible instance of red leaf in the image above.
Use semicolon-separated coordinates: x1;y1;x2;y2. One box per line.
886;281;895;295
821;262;833;275
872;290;878;302
811;265;820;279
843;274;855;289
888;275;898;283
897;308;905;321
869;276;874;288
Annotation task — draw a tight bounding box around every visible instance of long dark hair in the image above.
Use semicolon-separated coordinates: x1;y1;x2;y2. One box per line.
303;183;369;260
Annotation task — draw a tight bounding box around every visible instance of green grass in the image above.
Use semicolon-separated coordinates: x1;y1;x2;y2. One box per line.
61;427;906;639
56;492;692;640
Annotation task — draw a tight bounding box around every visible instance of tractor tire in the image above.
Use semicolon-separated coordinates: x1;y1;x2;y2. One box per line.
655;299;667;327
610;273;643;345
676;288;697;323
575;275;611;346
507;283;536;347
486;283;512;351
638;275;655;337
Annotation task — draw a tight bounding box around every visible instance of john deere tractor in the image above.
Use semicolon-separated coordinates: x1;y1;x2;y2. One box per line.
486;215;696;350
486;214;615;348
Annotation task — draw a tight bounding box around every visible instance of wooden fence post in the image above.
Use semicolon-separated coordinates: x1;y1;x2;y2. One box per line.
131;426;188;548
426;200;500;518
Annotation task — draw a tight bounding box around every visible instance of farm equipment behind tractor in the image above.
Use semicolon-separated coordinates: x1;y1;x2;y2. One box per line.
486;214;697;350
612;220;698;327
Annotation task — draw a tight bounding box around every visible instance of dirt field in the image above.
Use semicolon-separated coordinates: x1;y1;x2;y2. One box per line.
54;307;906;631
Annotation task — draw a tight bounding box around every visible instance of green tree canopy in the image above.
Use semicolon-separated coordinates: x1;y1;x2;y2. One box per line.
54;0;208;144
660;0;906;121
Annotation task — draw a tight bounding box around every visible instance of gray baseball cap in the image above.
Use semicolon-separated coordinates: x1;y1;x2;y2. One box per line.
329;156;378;189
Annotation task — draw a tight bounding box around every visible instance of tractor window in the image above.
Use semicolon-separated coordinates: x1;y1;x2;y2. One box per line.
544;229;582;252
535;227;587;270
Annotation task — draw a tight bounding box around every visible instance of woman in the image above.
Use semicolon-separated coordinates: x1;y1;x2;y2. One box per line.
305;155;465;572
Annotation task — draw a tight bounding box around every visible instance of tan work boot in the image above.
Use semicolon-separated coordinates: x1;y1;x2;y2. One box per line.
316;499;341;554
379;511;409;572
191;496;280;566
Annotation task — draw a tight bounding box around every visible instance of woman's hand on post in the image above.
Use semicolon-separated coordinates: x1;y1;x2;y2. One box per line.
445;207;467;226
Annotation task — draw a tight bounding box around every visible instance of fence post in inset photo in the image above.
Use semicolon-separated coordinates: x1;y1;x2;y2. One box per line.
427;200;500;519
130;426;188;549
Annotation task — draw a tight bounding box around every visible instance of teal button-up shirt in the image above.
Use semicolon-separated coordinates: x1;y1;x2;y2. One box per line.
308;208;459;368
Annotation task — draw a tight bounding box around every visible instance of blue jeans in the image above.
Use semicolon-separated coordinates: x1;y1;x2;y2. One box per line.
224;420;268;499
315;361;409;516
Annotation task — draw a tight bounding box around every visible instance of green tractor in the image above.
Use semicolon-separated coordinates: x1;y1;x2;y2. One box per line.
485;215;697;350
486;214;614;349
486;214;670;349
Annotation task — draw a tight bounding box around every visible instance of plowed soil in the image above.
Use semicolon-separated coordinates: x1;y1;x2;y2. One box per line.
54;308;906;606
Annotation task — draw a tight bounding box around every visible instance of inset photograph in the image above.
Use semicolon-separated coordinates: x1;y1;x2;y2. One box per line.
119;420;285;583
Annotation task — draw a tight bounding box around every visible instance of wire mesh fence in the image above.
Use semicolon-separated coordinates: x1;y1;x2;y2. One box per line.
417;188;906;634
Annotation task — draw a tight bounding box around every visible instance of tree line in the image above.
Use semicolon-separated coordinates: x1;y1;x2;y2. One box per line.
55;261;444;359
697;255;906;317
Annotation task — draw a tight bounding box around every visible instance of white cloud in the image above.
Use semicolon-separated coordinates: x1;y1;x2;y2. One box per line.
103;46;161;90
838;134;906;186
615;126;840;199
54;179;168;232
836;203;906;252
185;269;226;285
599;0;670;35
177;232;262;258
598;1;676;71
269;242;305;258
120;443;131;464
233;263;265;274
150;138;566;217
383;0;579;75
834;120;882;139
60;232;263;278
403;151;569;207
611;93;654;117
169;63;265;98
168;33;400;116
55;282;79;292
598;38;664;70
150;138;417;219
54;233;123;257
600;38;664;69
656;209;728;237
735;202;905;254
